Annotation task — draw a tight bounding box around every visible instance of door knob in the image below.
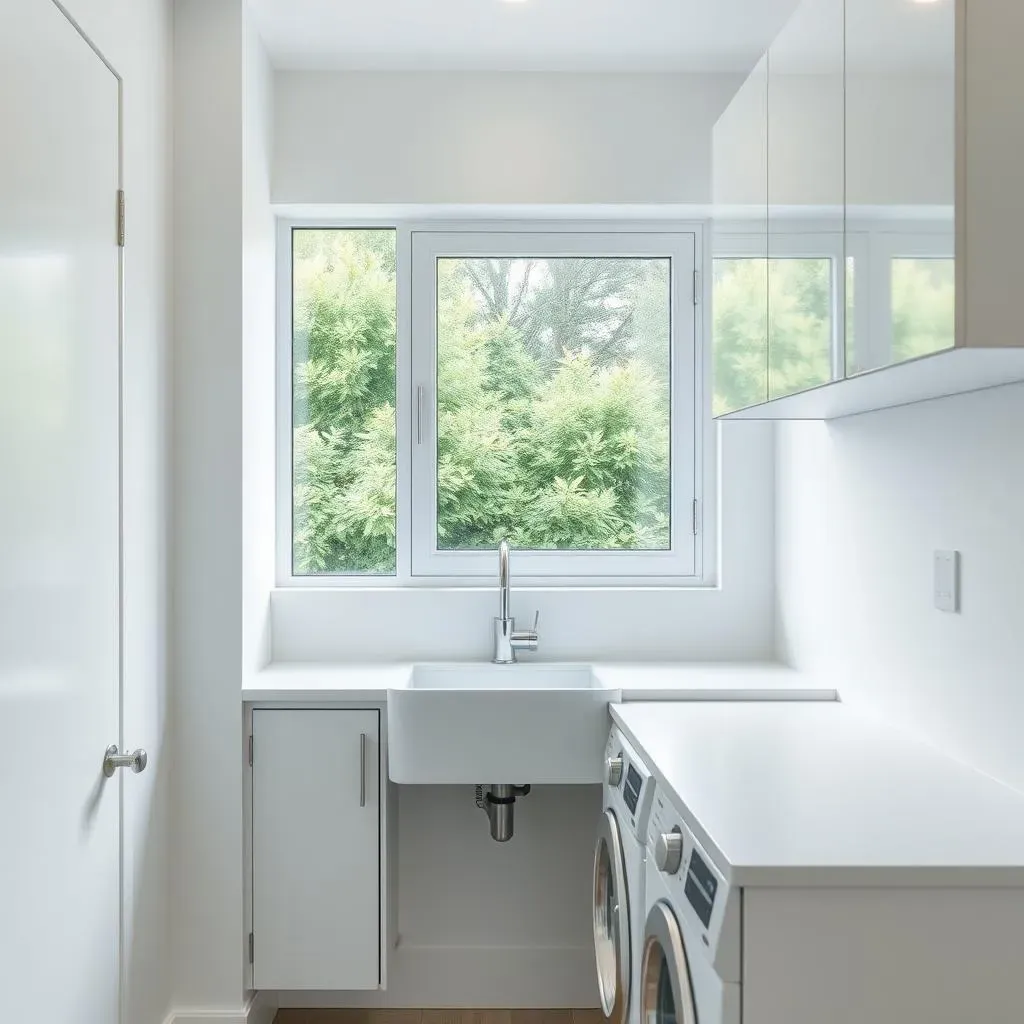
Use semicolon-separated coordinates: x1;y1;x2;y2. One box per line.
103;745;148;778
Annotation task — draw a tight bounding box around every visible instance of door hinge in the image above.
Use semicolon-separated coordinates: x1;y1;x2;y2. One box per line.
692;498;699;536
117;189;125;248
248;932;254;964
693;270;700;306
248;734;253;767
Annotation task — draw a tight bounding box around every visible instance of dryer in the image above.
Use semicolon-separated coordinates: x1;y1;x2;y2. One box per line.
594;726;655;1024
641;786;740;1024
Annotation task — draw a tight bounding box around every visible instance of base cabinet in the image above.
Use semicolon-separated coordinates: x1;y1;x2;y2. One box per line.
251;709;381;990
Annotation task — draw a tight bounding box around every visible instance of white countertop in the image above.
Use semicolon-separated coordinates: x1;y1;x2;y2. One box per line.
612;701;1024;888
242;661;839;703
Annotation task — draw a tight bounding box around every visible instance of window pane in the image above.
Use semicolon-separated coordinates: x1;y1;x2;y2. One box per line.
891;257;954;363
713;257;768;415
292;229;397;575
768;257;833;400
435;257;671;552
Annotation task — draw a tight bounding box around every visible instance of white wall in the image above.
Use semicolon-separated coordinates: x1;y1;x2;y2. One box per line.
273;71;742;205
56;1;173;1022
172;0;248;1014
242;14;276;681
776;384;1024;792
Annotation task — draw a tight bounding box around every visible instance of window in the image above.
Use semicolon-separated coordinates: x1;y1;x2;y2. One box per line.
290;228;398;576
282;224;703;583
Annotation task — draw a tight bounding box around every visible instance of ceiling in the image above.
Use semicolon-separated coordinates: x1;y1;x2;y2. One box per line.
250;0;800;74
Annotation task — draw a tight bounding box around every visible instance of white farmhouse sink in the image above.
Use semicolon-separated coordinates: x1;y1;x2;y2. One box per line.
388;663;618;784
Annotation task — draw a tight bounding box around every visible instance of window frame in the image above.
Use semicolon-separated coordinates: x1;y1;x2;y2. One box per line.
409;228;699;579
276;217;712;588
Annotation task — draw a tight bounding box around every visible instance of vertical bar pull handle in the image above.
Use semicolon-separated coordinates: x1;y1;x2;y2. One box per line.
416;385;425;445
359;732;367;807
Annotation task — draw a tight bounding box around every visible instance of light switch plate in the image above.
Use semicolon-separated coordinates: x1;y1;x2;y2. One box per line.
934;550;960;613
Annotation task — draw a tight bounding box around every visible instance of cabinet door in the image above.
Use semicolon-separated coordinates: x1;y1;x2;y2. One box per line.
252;709;381;990
845;0;955;373
766;0;845;399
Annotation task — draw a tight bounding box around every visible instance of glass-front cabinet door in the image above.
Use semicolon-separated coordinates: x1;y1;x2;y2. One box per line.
711;0;961;415
711;53;768;416
766;0;845;400
845;0;956;374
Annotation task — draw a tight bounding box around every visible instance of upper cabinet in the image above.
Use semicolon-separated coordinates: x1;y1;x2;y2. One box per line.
713;0;1024;419
766;0;845;402
845;0;955;377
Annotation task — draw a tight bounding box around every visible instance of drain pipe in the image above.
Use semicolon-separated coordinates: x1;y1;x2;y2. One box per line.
475;784;532;842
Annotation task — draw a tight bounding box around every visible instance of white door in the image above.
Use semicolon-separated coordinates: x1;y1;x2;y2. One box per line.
252;709;381;990
0;2;125;1022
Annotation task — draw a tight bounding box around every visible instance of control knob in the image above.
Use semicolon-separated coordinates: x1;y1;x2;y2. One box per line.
654;828;684;875
606;756;624;787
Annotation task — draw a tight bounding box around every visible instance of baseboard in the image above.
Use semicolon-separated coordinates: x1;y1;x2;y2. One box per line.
277;945;598;1009
166;990;278;1024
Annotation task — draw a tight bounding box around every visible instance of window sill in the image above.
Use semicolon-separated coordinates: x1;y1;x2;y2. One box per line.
275;577;719;592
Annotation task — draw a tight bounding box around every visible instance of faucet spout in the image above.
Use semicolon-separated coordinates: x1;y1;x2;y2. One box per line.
492;540;539;664
498;538;510;621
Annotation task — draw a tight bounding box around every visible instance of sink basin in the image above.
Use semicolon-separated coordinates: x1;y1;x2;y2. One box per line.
410;663;598;691
388;663;618;785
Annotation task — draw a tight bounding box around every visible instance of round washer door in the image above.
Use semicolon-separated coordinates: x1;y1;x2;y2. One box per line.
640;901;697;1024
594;809;631;1024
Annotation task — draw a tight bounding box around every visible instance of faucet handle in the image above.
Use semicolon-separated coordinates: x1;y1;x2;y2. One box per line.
510;610;540;654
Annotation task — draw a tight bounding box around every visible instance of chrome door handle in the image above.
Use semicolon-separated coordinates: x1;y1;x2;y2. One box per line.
104;745;148;778
359;732;366;807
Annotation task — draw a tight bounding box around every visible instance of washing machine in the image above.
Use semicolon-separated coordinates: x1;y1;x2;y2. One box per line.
593;726;656;1024
640;785;741;1024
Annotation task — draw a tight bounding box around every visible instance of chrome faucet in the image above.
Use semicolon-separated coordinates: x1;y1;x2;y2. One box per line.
493;539;539;664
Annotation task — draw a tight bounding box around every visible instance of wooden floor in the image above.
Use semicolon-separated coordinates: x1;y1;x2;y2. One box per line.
274;1010;604;1024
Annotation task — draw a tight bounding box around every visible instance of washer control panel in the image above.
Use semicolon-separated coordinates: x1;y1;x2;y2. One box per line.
604;728;655;839
647;787;734;975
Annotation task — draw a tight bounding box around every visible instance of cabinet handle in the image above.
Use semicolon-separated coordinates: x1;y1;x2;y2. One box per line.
359;732;366;808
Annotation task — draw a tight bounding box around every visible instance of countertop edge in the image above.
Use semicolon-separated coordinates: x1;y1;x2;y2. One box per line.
242;661;839;704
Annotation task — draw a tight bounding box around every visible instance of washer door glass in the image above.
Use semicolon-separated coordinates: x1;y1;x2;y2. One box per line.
641;901;696;1024
594;809;631;1023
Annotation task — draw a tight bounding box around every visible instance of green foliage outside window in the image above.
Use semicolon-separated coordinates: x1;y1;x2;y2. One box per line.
292;232;672;575
293;229;398;575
